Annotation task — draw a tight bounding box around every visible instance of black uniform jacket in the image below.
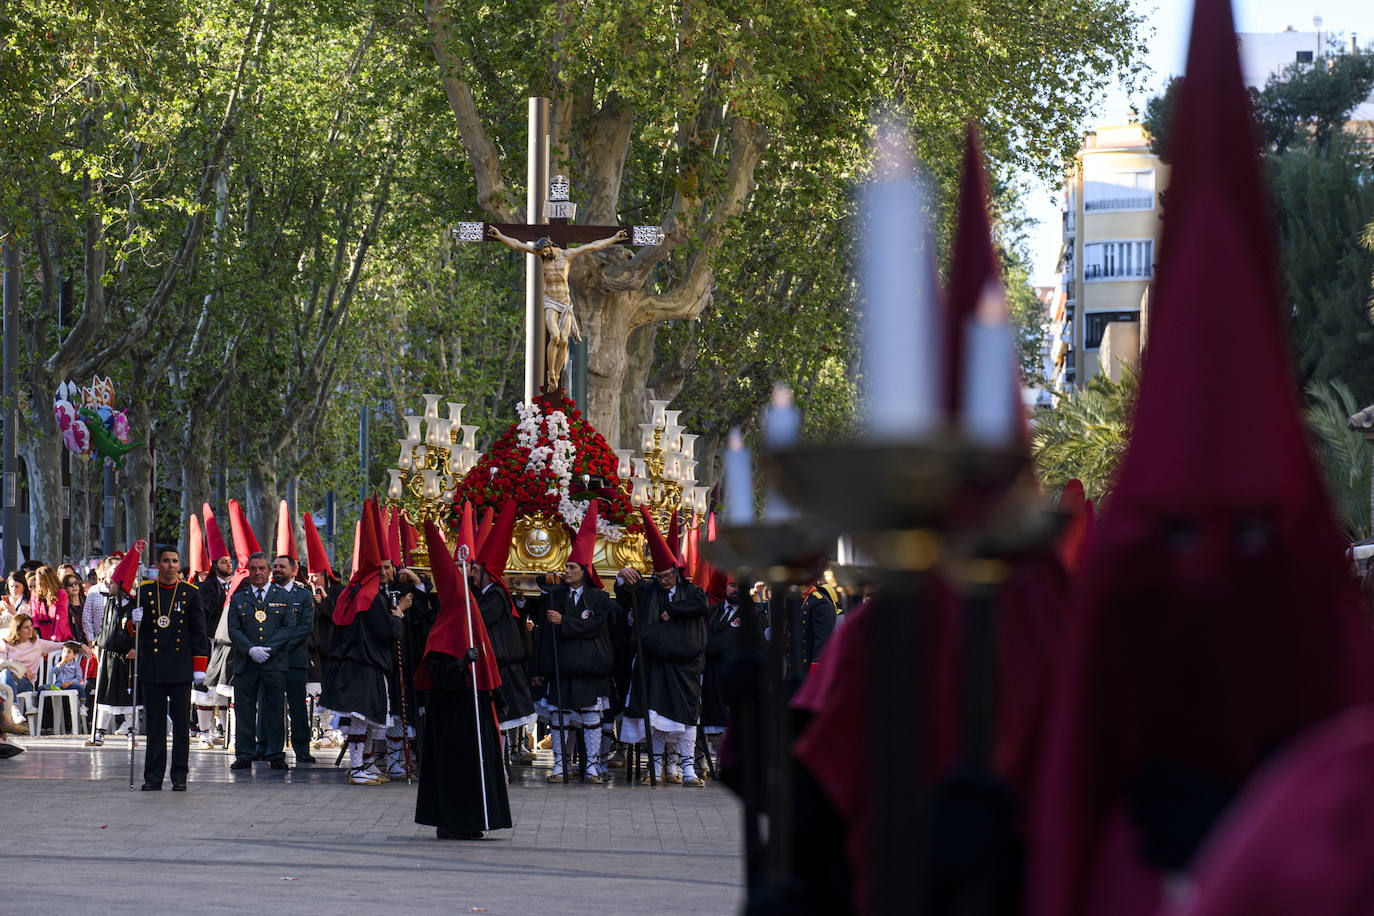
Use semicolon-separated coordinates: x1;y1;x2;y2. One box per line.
134;579;210;685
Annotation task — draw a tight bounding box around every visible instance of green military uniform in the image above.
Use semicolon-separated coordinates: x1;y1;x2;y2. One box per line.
226;582;298;765
283;581;316;760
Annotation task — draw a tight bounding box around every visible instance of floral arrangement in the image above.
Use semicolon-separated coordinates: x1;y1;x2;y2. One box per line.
451;389;637;539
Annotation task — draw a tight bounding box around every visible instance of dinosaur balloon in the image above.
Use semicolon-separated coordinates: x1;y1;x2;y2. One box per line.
53;377;142;469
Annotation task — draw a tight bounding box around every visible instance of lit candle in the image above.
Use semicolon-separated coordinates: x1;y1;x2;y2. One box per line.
762;383;801;449
460;425;479;451
639;423;657;453
649;400;669;430
679;433;698;460
387;469;405;500
397;442;414;471
422;394;441;423
679;459;697;485
961;282;1018;445
614;449;633;479
862;120;940;440
447;402;464;426
404;415;423;442
724;427;754;525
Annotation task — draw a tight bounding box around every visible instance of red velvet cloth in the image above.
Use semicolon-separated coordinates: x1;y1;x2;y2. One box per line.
1025;0;1374;912
275;500;298;565
302;512;334;581
201;503;229;565
417;519;501;692
1159;707;1374;916
335;498;382;628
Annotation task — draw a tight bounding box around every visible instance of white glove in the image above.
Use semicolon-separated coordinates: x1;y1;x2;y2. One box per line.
193;671;206;685
248;646;270;664
131;607;144;625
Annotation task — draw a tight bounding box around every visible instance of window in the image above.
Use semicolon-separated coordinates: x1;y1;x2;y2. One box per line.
1083;310;1139;350
1083;170;1155;211
1296;50;1314;63
1083;240;1154;282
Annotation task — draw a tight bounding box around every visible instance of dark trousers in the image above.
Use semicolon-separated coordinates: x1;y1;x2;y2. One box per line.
144;681;191;785
285;667;310;756
235;666;285;762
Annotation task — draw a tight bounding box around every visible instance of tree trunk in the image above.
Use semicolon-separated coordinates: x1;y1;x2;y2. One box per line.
121;400;154;552
244;457;279;547
17;432;64;565
178;421;214;560
70;456;90;560
576;280;647;446
619;325;657;450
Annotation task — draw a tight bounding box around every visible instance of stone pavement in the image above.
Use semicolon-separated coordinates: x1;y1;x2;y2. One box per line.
0;738;744;914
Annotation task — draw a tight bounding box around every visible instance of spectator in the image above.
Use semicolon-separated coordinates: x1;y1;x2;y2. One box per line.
28;566;71;642
61;574;86;643
46;641;87;702
82;556;118;650
2;571;30;631
2;614;67;698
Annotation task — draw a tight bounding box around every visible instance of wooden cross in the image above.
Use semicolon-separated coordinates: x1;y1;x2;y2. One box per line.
454;173;663;400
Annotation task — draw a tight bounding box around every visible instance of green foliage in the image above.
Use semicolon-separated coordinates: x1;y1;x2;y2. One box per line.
1303;379;1371;540
1031;370;1137;500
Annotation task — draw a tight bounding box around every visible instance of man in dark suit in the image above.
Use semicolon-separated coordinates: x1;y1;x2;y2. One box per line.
276;555;316;764
133;546;209;791
226;552;297;771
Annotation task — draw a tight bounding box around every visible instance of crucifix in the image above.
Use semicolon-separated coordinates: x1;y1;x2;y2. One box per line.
453;98;663;401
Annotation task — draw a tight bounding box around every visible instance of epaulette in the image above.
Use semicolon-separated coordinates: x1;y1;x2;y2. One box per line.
139;578;156;586
183;581;199;590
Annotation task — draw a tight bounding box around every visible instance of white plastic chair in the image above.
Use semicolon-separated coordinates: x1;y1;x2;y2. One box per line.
38;689;83;735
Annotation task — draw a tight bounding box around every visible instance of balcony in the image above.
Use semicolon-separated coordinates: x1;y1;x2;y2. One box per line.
1063;211;1076;237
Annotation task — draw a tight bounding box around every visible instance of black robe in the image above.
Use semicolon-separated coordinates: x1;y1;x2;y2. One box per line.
622;579;710;728
532;584;615;711
476;581;534;725
310;580;342;683
321;592;397;724
701;598;768;728
93;592;135;708
415;650;512;834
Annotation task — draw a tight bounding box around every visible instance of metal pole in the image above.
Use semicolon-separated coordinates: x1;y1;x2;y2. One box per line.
2;239;19;572
358;407;369;503
525;97;549;401
59;277;72;560
457;547;491;829
325;489;336;558
129;606;141;790
102;466;116;554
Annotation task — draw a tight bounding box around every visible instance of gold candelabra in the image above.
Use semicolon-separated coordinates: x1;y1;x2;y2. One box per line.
385;393;482;568
617;399;709;535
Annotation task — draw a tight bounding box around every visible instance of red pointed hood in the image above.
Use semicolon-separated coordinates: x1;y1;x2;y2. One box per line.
202;503;229;565
349;519;362;576
1027;0;1374;911
385;505;404;569
473;506;496;557
568;501;603;589
302;512;334;581
639;506;680;573
416;520;501;693
227;500;261;569
275;500;298;566
335;499;383;627
110;539;147;594
667;510;681;559
475;499;517;580
188;514;208;577
401;519;419;567
454;502;477;562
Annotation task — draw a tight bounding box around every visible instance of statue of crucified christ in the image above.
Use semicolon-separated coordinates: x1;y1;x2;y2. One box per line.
488;225;629;390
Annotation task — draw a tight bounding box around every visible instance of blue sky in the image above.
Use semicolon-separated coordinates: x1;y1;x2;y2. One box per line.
1027;0;1374;283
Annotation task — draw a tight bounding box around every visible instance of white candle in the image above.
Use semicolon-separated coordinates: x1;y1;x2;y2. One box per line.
961;282;1018;446
762;383;801;449
724;427;754;525
861;120;940;440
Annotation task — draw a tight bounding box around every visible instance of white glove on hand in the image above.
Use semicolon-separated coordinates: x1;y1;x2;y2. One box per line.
193;671;206;685
248;646;270;664
131;607;144;625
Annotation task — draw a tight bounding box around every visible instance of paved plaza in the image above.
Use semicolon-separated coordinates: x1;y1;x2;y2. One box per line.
0;738;744;914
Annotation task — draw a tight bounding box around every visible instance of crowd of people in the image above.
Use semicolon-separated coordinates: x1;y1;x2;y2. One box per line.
0;494;835;832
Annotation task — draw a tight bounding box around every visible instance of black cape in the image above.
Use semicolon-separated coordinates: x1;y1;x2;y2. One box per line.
93;592;135;707
622;579;709;727
476;581;534;724
321;591;397;724
701;597;767;728
415;650;512;834
532;584;614;711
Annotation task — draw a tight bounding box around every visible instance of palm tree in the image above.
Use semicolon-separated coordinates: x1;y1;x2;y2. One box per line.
1304;379;1371;540
1031;372;1137;502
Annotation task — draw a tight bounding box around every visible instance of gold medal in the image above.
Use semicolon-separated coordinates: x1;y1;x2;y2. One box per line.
255;609;267;623
157;615;171;628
